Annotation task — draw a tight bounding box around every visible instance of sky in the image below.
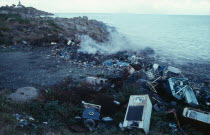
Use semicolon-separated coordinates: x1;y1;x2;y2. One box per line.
0;0;210;15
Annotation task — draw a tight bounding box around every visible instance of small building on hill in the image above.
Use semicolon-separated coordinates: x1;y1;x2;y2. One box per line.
16;1;24;8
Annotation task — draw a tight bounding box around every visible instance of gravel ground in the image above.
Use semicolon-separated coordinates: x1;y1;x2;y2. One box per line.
1;46;210;90
0;47;110;89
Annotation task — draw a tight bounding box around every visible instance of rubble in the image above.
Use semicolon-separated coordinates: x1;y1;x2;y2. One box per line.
6;49;208;134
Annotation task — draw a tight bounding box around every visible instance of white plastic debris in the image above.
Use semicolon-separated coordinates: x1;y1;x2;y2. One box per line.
22;41;27;44
167;66;181;74
67;40;72;45
102;117;113;122
75;116;82;119
113;100;120;105
28;116;34;121
153;63;159;72
43;122;48;125
51;42;57;45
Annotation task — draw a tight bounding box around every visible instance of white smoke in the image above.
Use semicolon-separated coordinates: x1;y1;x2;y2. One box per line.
78;32;144;55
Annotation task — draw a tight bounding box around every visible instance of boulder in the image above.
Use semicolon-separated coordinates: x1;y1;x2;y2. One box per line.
7;87;39;102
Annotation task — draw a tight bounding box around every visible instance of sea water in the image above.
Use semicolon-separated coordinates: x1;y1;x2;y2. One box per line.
55;13;210;64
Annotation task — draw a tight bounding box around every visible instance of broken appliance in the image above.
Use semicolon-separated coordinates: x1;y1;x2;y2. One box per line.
166;77;198;106
183;107;210;124
120;95;152;135
81;101;101;130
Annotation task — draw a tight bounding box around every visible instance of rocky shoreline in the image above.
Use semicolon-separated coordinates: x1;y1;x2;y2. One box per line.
0;6;210;135
0;6;113;46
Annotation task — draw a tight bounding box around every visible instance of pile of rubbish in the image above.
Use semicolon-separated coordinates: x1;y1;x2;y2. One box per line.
49;43;210;134
15;44;208;134
68;52;210;134
12;48;209;134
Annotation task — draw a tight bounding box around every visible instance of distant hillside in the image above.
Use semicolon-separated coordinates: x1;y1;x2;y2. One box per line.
0;6;53;17
0;5;113;46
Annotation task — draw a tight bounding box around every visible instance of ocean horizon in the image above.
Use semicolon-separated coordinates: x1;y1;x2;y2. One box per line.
55;13;210;64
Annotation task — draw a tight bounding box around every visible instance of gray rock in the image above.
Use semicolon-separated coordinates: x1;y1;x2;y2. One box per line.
7;87;39;102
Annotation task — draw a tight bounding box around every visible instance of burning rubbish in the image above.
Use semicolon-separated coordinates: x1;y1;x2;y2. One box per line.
119;95;152;135
1;5;210;135
6;55;209;135
3;43;209;135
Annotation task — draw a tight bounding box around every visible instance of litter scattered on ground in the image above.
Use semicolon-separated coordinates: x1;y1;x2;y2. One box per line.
60;50;209;134
8;46;210;134
13;113;36;128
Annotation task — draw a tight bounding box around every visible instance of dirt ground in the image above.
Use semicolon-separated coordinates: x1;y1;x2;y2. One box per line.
0;47;110;90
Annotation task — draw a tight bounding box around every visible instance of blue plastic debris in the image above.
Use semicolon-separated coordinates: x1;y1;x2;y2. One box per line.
116;61;129;67
103;59;113;66
102;117;113;122
103;59;129;67
82;108;100;121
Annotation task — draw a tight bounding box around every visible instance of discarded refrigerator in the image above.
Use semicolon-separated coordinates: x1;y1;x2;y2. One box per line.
121;95;152;135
